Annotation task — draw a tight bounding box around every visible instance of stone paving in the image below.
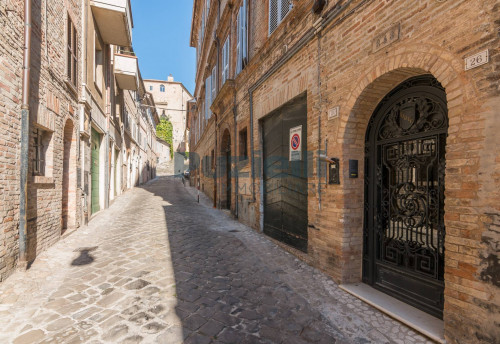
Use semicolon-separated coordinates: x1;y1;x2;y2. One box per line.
0;174;435;343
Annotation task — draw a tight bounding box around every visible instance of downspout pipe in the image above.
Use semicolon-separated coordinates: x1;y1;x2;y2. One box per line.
214;34;220;209
19;0;32;265
233;87;238;218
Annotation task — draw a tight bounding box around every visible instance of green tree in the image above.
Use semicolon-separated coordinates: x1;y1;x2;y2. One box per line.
156;117;173;158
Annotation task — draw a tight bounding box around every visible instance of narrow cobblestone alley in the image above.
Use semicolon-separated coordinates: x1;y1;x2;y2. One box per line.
0;175;434;344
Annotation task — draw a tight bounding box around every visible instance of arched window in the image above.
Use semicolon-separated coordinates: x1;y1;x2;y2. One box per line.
160;85;165;92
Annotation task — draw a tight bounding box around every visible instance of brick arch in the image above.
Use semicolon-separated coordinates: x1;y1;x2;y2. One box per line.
62;118;77;233
335;48;473;285
339;47;474;147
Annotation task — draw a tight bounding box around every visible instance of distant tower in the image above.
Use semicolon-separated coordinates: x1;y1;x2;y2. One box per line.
167;74;174;82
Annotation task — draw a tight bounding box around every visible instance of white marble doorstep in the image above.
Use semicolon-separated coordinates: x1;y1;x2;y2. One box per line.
340;283;445;344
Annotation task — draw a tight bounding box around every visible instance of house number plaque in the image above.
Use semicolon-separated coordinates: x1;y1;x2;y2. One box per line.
465;50;489;71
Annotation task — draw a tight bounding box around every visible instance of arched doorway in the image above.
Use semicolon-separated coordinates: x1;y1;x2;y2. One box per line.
62;119;76;233
363;75;448;319
220;129;231;210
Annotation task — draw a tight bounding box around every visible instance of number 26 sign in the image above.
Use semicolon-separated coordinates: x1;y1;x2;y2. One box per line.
465;50;489;71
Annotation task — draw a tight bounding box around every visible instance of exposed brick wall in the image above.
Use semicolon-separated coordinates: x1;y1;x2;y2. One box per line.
192;0;500;342
0;0;24;282
0;0;82;281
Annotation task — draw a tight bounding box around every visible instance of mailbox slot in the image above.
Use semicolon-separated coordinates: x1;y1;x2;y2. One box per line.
329;158;340;185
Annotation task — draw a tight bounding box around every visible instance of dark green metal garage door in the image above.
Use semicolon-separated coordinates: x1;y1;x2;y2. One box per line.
262;95;308;252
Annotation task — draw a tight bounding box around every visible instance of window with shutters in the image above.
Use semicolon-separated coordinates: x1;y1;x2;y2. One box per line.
94;33;104;93
211;66;217;102
67;16;78;86
201;7;205;42
269;0;293;35
205;76;211;120
236;0;248;75
222;37;230;85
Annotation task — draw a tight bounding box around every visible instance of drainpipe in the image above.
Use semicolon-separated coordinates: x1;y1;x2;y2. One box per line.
214;34;220;209
233;88;238;218
19;0;32;265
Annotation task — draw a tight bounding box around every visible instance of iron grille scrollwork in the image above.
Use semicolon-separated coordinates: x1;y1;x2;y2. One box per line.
363;75;448;319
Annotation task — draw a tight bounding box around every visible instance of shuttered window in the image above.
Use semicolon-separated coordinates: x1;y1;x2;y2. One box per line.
236;11;241;75
201;7;205;41
67;16;78;86
211;66;217;103
269;0;292;35
236;0;248;75
222;37;230;85
205;76;211;120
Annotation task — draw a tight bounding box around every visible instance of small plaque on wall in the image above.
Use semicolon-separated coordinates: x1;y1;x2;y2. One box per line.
465;50;489;71
328;106;340;120
373;24;400;52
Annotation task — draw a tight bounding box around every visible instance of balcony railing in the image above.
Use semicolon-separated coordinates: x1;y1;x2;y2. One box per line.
90;0;133;46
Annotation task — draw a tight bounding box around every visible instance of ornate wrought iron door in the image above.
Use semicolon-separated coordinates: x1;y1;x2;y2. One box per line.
363;75;448;319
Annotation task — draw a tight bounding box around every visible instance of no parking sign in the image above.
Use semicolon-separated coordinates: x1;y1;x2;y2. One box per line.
289;125;302;161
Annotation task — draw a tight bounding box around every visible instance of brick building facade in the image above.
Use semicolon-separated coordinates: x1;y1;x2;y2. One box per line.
188;0;500;342
0;0;159;283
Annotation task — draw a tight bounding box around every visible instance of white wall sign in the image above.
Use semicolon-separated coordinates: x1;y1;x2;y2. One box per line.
289;125;302;161
465;50;489;71
328;106;340;120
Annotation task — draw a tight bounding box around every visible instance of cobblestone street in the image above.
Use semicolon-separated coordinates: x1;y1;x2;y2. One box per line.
0;176;434;344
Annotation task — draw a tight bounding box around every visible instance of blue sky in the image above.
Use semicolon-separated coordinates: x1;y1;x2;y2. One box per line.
131;0;195;94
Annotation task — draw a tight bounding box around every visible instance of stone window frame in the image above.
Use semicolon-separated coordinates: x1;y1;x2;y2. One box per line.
160;85;166;92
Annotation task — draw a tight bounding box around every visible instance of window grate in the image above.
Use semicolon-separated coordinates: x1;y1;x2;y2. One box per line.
280;0;292;21
33;129;45;176
269;0;279;35
269;0;293;35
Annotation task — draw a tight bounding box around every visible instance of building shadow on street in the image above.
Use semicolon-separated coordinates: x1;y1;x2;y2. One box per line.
143;176;341;344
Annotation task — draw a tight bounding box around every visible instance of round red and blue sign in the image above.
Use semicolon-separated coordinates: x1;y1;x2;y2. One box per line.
291;134;300;150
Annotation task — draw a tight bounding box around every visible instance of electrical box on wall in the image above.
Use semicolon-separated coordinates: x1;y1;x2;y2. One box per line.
329;158;340;184
349;159;359;178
